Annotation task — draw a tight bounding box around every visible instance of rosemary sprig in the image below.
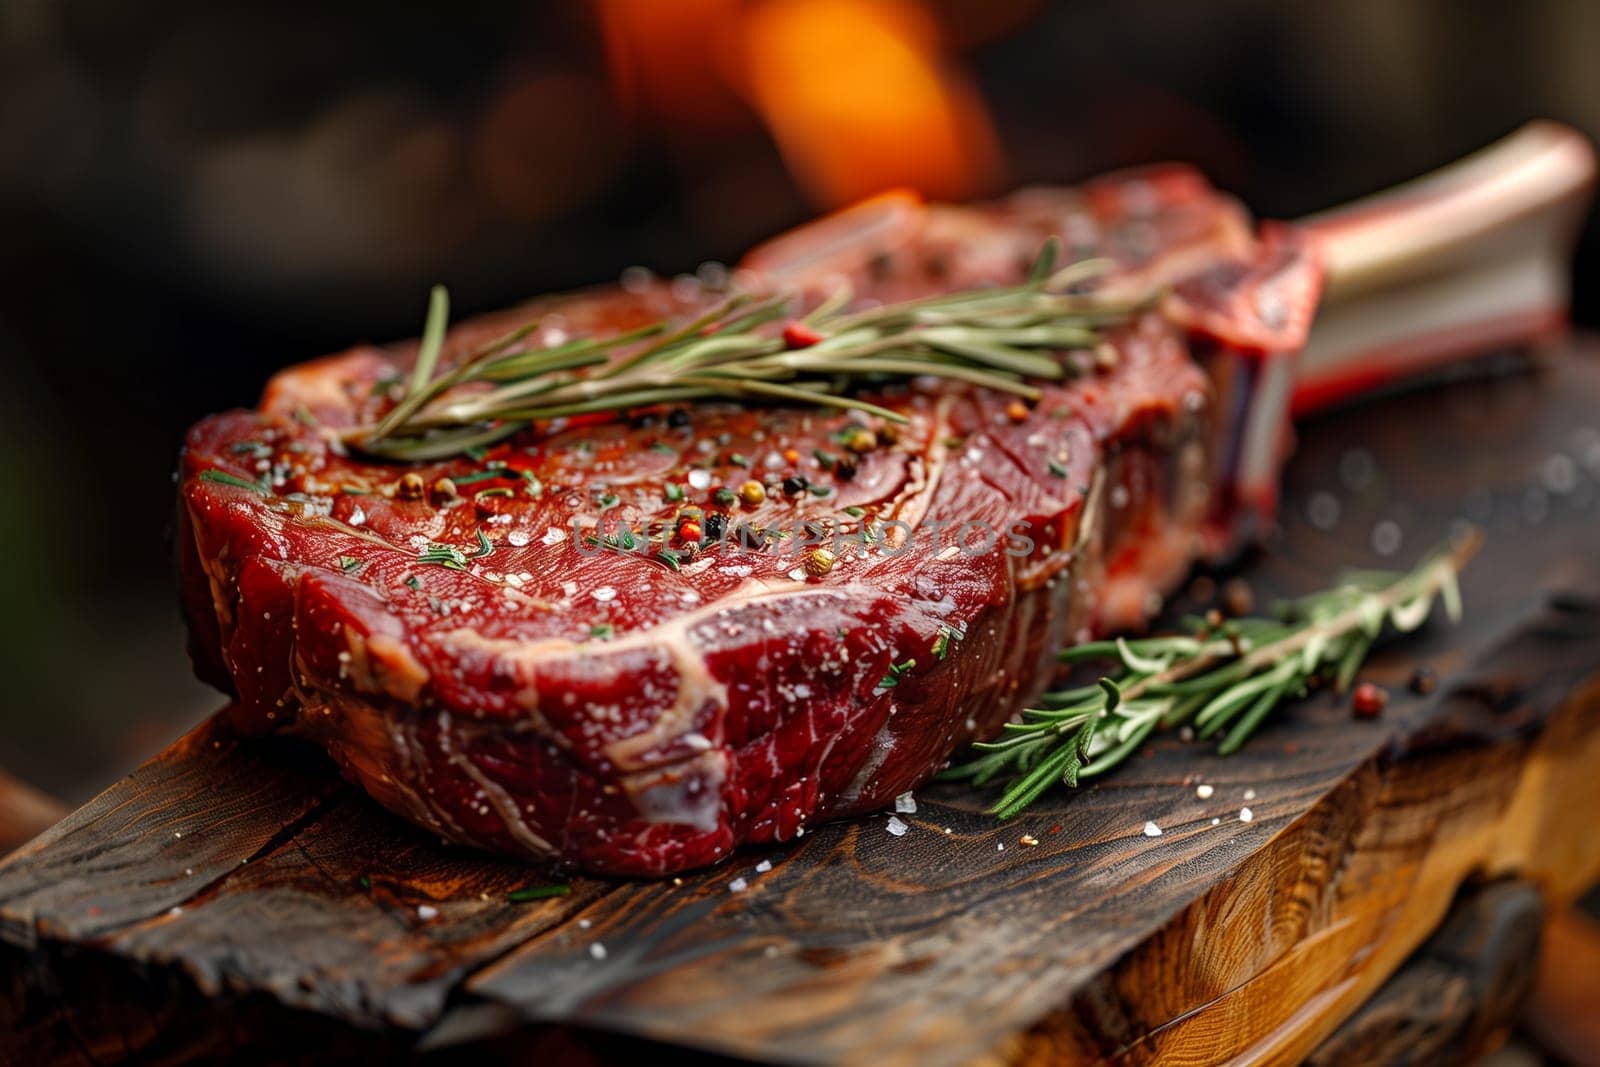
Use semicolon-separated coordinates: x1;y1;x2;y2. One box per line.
352;241;1153;460
943;529;1481;819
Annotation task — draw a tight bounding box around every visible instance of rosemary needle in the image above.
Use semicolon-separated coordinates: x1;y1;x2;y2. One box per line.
942;529;1481;819
352;239;1155;461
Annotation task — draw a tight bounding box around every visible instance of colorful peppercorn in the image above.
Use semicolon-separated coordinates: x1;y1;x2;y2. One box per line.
396;472;426;501
782;321;824;349
1352;682;1388;718
804;547;837;577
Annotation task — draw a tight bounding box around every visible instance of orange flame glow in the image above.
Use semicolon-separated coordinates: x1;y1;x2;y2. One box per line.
594;0;1006;207
738;0;1002;206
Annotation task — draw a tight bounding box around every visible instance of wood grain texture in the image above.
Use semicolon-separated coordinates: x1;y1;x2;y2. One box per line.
1306;880;1543;1066
4;342;1600;1065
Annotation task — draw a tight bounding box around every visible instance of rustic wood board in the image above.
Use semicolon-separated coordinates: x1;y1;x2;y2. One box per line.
4;342;1600;1066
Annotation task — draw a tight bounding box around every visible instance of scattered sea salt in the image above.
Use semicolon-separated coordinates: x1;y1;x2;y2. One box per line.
1143;821;1163;838
729;878;748;893
541;527;566;546
997;843;1005;851
349;507;366;526
1211;817;1221;826
593;586;617;603
417;905;438;920
755;859;773;873
1239;807;1254;823
1243;788;1257;800
886;816;909;837
561;580;578;597
1196;784;1214;799
578;918;591;929
589;942;608;960
894;792;918;814
688;469;712;490
507;531;531;547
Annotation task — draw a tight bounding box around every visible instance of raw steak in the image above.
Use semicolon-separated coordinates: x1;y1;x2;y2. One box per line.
177;167;1320;875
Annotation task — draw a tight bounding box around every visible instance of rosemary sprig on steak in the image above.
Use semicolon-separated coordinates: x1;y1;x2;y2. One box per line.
943;529;1481;819
355;238;1154;460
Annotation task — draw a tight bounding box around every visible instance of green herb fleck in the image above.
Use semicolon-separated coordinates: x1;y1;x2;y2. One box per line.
508;884;571;902
1048;457;1069;478
843;506;865;517
650;442;676;455
405;575;423;591
469;530;493;558
418;543;468;570
664;483;685;502
199;469;267;493
877;657;916;690
714;488;737;507
589;624;614;641
451;469;509;486
813;448;838;469
932;624;961;661
339;556;364;574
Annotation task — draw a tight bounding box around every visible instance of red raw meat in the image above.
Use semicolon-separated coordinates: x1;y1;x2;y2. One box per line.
177;167;1322;875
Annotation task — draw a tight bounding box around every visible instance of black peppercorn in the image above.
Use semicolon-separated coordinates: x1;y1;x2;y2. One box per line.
835;457;858;481
703;513;727;541
667;408;690;428
783;475;809;496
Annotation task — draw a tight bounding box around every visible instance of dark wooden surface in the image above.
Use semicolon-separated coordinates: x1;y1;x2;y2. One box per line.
4;342;1600;1065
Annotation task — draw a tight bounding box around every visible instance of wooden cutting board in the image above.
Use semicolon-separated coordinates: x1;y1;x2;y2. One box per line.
4;340;1600;1066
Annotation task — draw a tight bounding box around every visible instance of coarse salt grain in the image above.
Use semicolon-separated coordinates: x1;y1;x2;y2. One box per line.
593;586;617;603
755;859;772;873
729;878;748;893
886;816;909;837
894;792;917;814
507;530;531;547
1143;821;1162;837
417;905;438;920
1243;788;1257;800
589;942;608;960
1196;784;1214;799
1239;807;1254;822
688;469;712;490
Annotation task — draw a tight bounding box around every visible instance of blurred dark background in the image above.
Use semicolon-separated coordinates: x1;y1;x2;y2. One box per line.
1;0;1598;801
